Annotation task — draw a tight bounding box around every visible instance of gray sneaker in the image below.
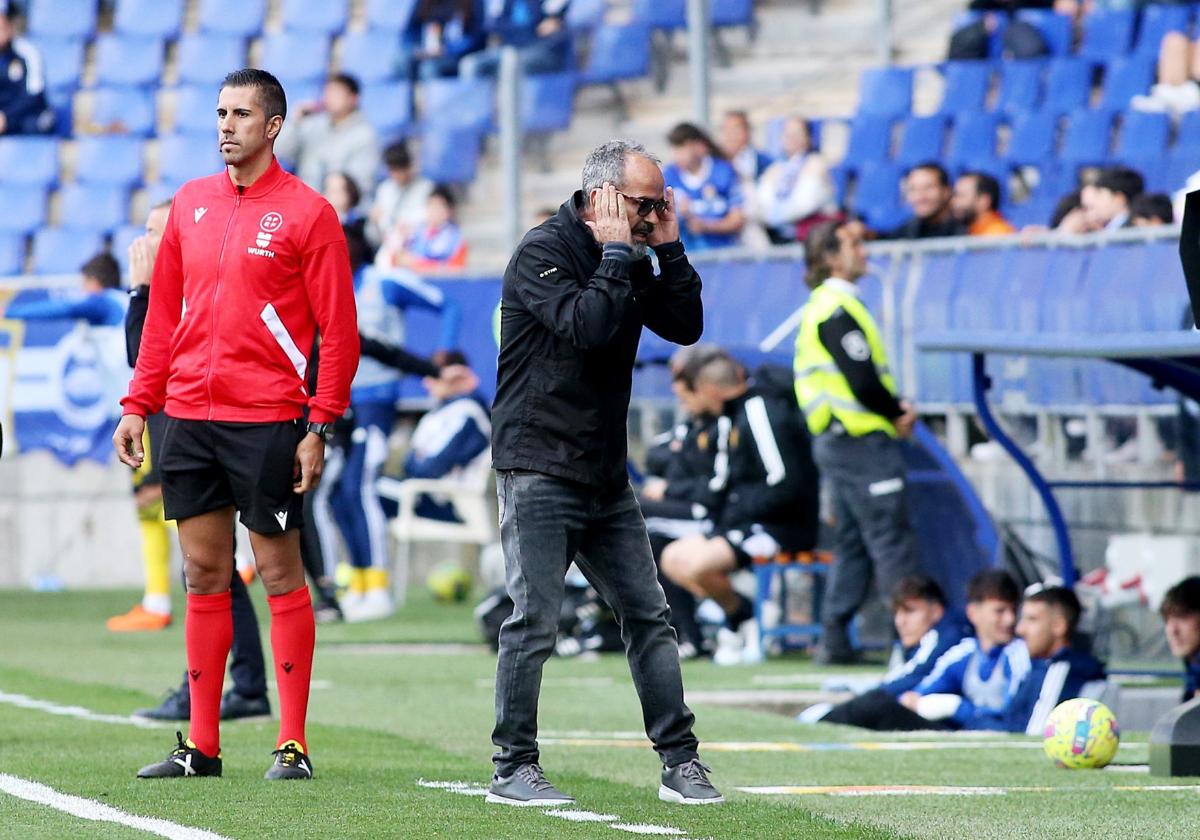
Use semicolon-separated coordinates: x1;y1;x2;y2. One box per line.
659;759;724;805
486;763;575;807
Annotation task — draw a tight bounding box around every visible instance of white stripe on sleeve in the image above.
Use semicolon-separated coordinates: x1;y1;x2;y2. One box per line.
1025;661;1069;735
744;396;787;486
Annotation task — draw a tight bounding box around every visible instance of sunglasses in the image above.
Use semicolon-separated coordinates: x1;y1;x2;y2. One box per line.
625;195;669;218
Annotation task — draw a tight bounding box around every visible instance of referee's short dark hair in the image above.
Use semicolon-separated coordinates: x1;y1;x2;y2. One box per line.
221;68;287;121
1161;576;1200;619
327;72;361;97
962;170;1002;211
967;568;1020;606
82;252;121;290
1025;585;1082;635
890;574;946;611
907;161;950;188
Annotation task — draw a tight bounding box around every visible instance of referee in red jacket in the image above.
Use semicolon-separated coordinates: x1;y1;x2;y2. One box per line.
113;69;359;781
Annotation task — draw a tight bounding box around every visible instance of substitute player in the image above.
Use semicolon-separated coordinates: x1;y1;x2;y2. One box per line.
113;68;358;780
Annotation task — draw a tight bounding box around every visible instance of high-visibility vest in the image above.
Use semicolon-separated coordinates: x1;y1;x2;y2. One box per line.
793;281;897;438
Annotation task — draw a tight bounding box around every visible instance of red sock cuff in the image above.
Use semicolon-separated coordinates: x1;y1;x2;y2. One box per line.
268;585;311;615
187;590;232;613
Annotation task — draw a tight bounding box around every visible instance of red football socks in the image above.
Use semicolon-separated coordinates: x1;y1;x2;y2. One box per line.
268;586;315;753
185;590;233;757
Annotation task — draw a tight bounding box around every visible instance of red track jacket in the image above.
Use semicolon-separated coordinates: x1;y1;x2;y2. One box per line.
121;158;359;425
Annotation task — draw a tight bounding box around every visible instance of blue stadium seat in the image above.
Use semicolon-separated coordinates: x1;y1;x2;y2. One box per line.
0;233;24;276
712;0;755;28
1058;110;1112;167
1098;54;1156;113
29;37;86;93
1177;110;1200;152
1119;151;1169;193
857;66;913;119
176;34;248;86
895;115;947;167
633;0;686;29
421;78;495;133
57;184;129;232
364;0;419;31
74;136;144;188
259;31;332;85
1015;9;1073;56
27;0;97;39
158;133;225;186
911;252;968;405
420;126;482;184
171;85;221;134
1004;110;1057;167
92;35;165;88
852;162;903;228
1006;192;1058;228
580;23;652;84
839;114;893;171
197;0;266;36
89;86;157;137
339;29;403;84
1135;4;1192;56
936;61;992;116
566;0;607;31
0;186;47;234
521;74;576;134
1078;9;1135;62
1113;111;1170;162
946;112;1000;168
30;228;106;275
0;137;59;187
995;60;1044;115
1043;58;1093;115
1164;145;1200;193
281;0;349;34
113;0;185;38
360;81;415;140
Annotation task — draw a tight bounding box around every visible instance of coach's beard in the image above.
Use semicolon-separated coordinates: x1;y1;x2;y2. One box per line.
631;221;653;259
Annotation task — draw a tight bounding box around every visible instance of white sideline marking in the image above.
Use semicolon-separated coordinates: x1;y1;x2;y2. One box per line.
416;778;488;796
545;810;621;822
609;825;685;835
0;774;231;840
539;737;1046;753
0;690;165;729
737;784;1200;797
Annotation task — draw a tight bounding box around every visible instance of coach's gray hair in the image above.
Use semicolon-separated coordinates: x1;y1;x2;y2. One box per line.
581;140;660;207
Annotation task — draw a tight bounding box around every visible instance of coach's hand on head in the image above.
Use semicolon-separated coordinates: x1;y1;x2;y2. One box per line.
646;186;679;247
293;431;324;494
585;182;633;247
113;414;146;469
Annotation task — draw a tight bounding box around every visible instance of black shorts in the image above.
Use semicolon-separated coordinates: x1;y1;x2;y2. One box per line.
158;416;306;534
722;526;781;570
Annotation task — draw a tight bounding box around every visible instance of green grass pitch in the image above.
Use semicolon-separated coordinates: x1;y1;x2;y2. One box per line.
1;588;1198;840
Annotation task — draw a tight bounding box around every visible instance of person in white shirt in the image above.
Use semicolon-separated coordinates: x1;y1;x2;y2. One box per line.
752;116;836;244
367;141;434;248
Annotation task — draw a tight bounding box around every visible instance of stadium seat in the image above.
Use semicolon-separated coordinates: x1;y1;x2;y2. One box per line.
364;0;419;32
712;0;755;28
1164;145;1200;193
936;61;992;116
1043;58;1093;115
633;0;686;30
56;184;130;233
92;35;165;88
566;0;607;31
157;133;225;186
851;162;903;228
29;37;86;94
281;0;349;35
0;233;24;276
1177;110;1200;152
171;85;221;134
839;114;893;171
113;0;185;38
1119;151;1169;193
197;0;266;36
360;81;415;140
1135;4;1192;57
176;34;248;86
73;136;144;188
895;115;947;168
1015;9;1073;56
1113;111;1170;162
89;86;157;137
30;228;106;275
945;112;1000;168
515;74;573;136
27;0;97;39
1078;9;1135;62
259;31;332;85
421;78;495;133
420;126;483;184
0;186;47;234
857;66;913;119
995;60;1044;115
1097;54;1156;114
0;137;59;187
1058;110;1112;167
339;30;403;84
580;22;652;85
1004;110;1057;167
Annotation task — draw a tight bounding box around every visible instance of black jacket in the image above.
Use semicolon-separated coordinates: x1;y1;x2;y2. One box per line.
492;192;704;487
646;413;719;508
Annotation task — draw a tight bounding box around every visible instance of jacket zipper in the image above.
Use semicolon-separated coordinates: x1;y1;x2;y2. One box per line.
207;187;242;419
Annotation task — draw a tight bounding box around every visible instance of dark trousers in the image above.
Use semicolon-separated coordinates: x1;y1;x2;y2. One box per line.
176;567;267;702
814;431;920;656
822;688;952;731
491;470;700;776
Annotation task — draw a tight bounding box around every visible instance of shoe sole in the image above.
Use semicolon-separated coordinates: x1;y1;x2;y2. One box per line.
658;784;724;805
484;792;574;807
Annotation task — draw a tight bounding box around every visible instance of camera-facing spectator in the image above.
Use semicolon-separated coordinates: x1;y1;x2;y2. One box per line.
885;162;965;239
952;171;1014;236
0;10;54;135
275;73;380;197
719;110;772;184
752;116;837;244
663;122;746;252
368;142;435;248
377;185;468;272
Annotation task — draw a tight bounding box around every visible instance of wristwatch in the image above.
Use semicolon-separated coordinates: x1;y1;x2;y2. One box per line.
305;421;334;441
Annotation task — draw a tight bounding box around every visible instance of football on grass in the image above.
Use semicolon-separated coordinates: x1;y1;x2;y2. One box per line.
1043;698;1120;769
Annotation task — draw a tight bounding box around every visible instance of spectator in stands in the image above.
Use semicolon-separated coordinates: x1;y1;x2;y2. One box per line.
663;122;746;251
1161;576;1200;702
952;171;1015;236
947;1;1070;61
886;163;964;239
1050;189;1096;234
1083;166;1143;231
376;185;469;272
461;0;572;79
401;0;488;80
719;110;772;185
752;116;837;245
0;9;53;135
3;253;125;325
1131;192;1175;227
660;352;820;665
323;172;369;252
368;142;434;248
1133;29;1200;117
275;73;379;199
801;575;970;724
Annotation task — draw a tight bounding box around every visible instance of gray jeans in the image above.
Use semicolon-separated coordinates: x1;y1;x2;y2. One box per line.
491;470;700;776
813;431;920;652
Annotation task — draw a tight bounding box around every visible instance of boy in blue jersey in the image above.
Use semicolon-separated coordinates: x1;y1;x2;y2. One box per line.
662;123;745;252
1160;576;1200;703
4;253;126;326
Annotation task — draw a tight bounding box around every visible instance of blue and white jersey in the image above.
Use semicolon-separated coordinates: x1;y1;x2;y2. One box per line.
878;612;969;698
917;638;1031;726
662;155;744;252
1185;652;1200;703
404;392;491;485
352;266;460;403
6;288;128;327
968;645;1106;734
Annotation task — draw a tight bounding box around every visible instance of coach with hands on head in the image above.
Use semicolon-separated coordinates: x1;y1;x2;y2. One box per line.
487;140;723;807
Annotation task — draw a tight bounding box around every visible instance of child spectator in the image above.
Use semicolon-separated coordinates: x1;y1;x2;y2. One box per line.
368;142;434;248
663;122;746;251
377;186;469;272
